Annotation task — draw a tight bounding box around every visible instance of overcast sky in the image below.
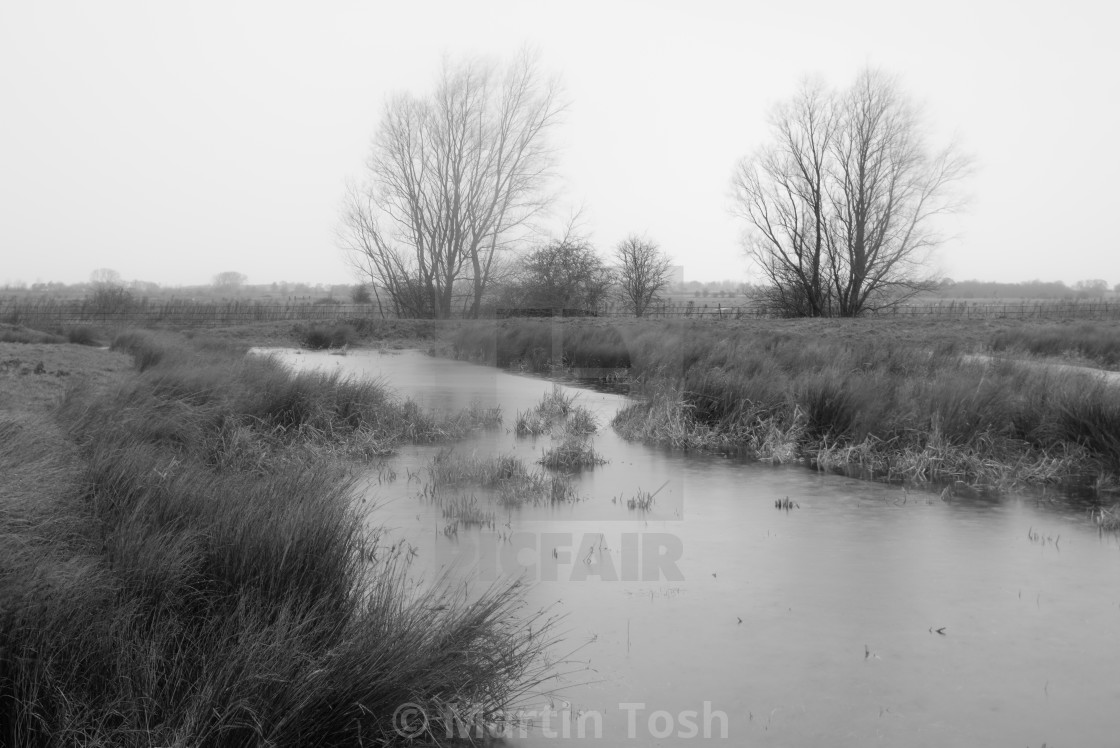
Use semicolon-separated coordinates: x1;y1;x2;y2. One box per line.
2;0;1117;288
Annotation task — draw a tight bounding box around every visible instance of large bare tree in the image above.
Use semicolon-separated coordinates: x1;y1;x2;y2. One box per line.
614;234;672;317
732;80;836;316
732;70;970;317
340;51;564;318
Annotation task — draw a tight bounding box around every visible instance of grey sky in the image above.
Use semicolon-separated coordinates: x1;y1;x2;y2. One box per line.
2;0;1117;288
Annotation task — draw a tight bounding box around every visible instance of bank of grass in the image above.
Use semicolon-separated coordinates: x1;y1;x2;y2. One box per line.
293;318;440;351
297;321;358;350
0;322;105;346
0;322;66;344
990;322;1120;368
450;320;1120;492
0;330;556;746
451;320;632;370
108;330;501;453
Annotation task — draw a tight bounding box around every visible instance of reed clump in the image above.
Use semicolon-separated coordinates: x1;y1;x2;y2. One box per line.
0;330;557;746
442;493;496;528
514;386;597;437
424;449;578;506
538;435;608;471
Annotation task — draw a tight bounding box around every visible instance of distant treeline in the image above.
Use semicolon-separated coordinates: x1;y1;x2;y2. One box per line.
0;280;359;301
932;279;1117;299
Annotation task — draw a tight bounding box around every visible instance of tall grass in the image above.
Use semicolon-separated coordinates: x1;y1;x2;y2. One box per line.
991;323;1120;367
0;330;557;746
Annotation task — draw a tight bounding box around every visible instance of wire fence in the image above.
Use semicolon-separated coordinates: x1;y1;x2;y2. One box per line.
3;297;1119;327
0;299;380;328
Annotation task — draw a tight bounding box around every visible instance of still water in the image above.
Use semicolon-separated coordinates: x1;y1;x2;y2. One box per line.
268;348;1120;747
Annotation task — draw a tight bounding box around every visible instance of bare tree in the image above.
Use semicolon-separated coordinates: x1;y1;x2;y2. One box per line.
732;70;970;317
614;235;672;317
732;79;836;316
213;271;247;292
340;50;564;318
87;268;132;314
1074;279;1109;297
89;268;122;287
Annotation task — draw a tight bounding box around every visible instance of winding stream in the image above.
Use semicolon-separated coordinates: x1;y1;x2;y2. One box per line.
268;348;1120;747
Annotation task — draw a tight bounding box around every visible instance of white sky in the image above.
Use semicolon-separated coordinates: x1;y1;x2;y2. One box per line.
2;0;1118;288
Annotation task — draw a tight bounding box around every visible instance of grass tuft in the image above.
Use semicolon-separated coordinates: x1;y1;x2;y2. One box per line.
538;435;608;471
424;449;579;506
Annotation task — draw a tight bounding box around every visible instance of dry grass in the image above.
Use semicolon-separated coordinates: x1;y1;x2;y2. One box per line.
0;342;132;413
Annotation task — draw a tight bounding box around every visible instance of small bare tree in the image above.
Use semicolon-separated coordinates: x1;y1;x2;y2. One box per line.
340;50;564;318
87;268;133;314
615;235;672;317
732;70;970;317
508;222;614;312
213;271;247;292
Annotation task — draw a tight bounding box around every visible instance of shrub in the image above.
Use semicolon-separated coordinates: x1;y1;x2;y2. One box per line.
300;322;357;350
65;325;99;346
86;284;135;314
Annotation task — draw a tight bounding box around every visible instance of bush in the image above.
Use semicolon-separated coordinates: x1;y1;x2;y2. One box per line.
86;284;135;315
300;322;357;350
65;325;99;346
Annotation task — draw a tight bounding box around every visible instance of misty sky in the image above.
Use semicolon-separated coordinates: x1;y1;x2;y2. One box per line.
2;0;1117;288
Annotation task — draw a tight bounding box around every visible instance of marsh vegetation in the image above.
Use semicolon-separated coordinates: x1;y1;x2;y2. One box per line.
0;331;556;746
450;319;1120;493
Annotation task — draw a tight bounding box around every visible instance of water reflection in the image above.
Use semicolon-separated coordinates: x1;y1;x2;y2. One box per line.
266;348;1120;747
